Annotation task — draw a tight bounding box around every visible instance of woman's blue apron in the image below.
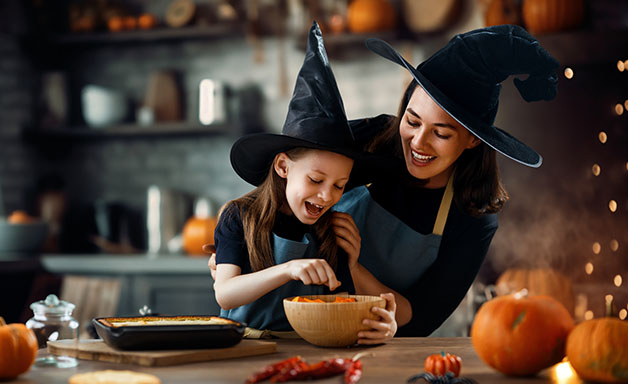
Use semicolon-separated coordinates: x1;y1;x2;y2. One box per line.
333;176;454;292
220;232;329;335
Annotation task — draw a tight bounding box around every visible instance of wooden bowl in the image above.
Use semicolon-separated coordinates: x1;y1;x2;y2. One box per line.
283;294;386;347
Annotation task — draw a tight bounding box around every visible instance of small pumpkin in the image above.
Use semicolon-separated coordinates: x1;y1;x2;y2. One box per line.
496;268;575;316
347;0;396;34
522;0;585;34
566;301;628;383
182;216;218;256
485;0;522;27
424;351;462;377
471;292;574;376
0;317;38;380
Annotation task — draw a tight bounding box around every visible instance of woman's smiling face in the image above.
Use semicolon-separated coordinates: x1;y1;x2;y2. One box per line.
400;86;481;188
274;149;353;225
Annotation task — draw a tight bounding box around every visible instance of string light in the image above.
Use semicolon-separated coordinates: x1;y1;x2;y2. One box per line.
598;131;607;143
592;164;601;176
614;275;623;287
615;103;624;116
564;67;574;79
585;262;594;275
592;242;601;254
610;239;619;251
609;200;618;212
584;310;594;320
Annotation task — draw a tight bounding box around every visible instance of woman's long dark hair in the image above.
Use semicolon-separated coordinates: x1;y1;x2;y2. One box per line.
220;148;340;272
367;80;508;216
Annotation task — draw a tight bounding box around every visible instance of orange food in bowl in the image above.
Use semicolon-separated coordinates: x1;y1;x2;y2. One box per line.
7;210;36;224
291;296;356;303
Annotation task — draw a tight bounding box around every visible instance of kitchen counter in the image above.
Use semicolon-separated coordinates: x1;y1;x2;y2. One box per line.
11;338;581;384
40;254;210;275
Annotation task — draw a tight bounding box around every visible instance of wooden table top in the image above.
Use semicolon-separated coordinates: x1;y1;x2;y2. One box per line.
10;337;584;384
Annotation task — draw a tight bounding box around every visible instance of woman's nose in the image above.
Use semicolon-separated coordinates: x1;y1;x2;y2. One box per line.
411;127;428;147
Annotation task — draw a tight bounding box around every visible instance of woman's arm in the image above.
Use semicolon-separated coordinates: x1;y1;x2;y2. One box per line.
214;259;342;310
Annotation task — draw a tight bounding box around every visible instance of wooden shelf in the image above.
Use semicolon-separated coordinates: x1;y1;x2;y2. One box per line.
45;23;246;46
25;121;234;141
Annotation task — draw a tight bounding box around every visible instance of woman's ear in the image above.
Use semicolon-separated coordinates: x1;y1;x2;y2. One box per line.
467;136;482;149
273;153;289;178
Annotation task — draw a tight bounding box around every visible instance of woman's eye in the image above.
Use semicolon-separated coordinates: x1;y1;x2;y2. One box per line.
309;177;322;184
435;131;451;139
406;117;420;127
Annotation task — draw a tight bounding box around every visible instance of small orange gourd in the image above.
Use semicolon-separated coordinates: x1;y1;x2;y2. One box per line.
182;216;217;256
424;351;462;377
566;300;628;383
471;292;574;376
0;317;38;380
522;0;585;34
347;0;396;34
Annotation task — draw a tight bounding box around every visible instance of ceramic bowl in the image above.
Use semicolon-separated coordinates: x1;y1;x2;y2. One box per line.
0;220;49;253
283;294;386;347
81;85;128;128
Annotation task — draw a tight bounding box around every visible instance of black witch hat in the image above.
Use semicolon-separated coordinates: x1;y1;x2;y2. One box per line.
231;21;363;186
366;24;559;168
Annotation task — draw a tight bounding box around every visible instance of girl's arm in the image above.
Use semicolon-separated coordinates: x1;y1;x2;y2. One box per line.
214;259;342;310
332;211;412;327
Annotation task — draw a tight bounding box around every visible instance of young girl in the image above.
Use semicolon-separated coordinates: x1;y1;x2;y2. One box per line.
213;22;397;342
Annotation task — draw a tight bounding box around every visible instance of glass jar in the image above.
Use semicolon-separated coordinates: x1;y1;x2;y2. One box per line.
26;294;79;368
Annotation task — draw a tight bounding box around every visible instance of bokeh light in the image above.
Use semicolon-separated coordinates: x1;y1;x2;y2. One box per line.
598;131;607;143
584;310;594;320
615;103;624;115
564;67;574;79
614;275;622;287
592;164;601;176
609;200;618;212
610;239;619;251
585;262;594;275
620;309;627;320
619;60;626;71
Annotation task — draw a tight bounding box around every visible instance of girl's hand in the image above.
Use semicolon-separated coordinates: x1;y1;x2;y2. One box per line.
331;212;361;269
203;244;218;282
287;259;341;291
357;293;397;345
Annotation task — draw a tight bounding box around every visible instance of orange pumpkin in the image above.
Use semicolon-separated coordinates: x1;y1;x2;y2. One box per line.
7;210;36;224
471;292;574;376
496;268;575;316
424;352;462;377
0;317;38;380
182;216;217;256
138;13;158;30
347;0;396;34
522;0;585;34
485;0;521;27
566;308;628;382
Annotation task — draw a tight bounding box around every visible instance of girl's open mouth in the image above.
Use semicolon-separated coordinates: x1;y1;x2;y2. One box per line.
305;201;324;217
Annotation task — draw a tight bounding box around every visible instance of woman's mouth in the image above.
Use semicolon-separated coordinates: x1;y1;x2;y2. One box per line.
411;150;436;165
305;201;324;217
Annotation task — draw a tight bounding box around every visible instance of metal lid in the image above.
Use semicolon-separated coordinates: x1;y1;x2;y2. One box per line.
30;294;75;316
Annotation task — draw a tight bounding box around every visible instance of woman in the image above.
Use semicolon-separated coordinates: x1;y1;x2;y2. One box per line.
332;24;559;336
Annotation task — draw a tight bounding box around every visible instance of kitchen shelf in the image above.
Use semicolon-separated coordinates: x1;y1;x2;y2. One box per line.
25;121;234;141
43;23;247;47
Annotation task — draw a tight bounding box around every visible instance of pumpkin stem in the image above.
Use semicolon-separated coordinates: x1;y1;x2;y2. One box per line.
513;288;528;299
0;316;5;326
441;351;446;357
605;297;617;318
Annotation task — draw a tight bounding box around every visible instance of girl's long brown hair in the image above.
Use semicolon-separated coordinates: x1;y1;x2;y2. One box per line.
220;148;341;272
367;80;509;216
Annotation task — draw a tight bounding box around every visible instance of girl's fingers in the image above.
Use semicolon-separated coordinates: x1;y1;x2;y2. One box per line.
371;307;394;323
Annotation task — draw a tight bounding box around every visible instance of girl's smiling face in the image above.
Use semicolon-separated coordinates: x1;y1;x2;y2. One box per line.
274;149;353;225
400;86;481;188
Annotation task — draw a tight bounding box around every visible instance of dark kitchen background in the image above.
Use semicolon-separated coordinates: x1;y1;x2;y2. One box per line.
1;0;626;337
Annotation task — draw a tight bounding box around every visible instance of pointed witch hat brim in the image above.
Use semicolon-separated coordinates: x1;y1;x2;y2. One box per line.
231;21;366;186
366;25;559;168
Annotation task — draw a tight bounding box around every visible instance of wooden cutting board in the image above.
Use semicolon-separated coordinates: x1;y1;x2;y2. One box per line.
48;339;277;367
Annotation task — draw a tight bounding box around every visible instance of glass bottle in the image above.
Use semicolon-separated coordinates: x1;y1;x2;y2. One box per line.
26;294;79;368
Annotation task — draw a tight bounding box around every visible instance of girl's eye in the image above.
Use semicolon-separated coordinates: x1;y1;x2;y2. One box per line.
334;184;345;190
309;177;322;184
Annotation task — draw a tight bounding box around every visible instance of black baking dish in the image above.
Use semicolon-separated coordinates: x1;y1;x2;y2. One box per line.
93;315;245;350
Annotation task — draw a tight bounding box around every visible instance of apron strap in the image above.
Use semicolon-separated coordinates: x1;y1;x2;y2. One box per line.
432;173;455;236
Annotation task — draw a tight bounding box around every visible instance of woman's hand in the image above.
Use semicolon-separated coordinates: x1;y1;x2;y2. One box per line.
357;293;398;345
331;212;361;269
286;259;341;291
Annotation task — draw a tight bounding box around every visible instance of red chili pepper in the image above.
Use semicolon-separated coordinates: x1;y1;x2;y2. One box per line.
271;358;350;382
345;359;362;384
245;356;303;383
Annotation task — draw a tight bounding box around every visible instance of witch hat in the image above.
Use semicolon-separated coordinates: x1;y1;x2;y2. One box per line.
230;21;363;186
366;24;559;168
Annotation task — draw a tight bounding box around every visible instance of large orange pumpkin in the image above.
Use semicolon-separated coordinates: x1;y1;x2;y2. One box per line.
0;317;38;380
566;309;628;382
182;216;217;256
496;268;575;316
347;0;396;34
471;293;574;376
522;0;585;34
